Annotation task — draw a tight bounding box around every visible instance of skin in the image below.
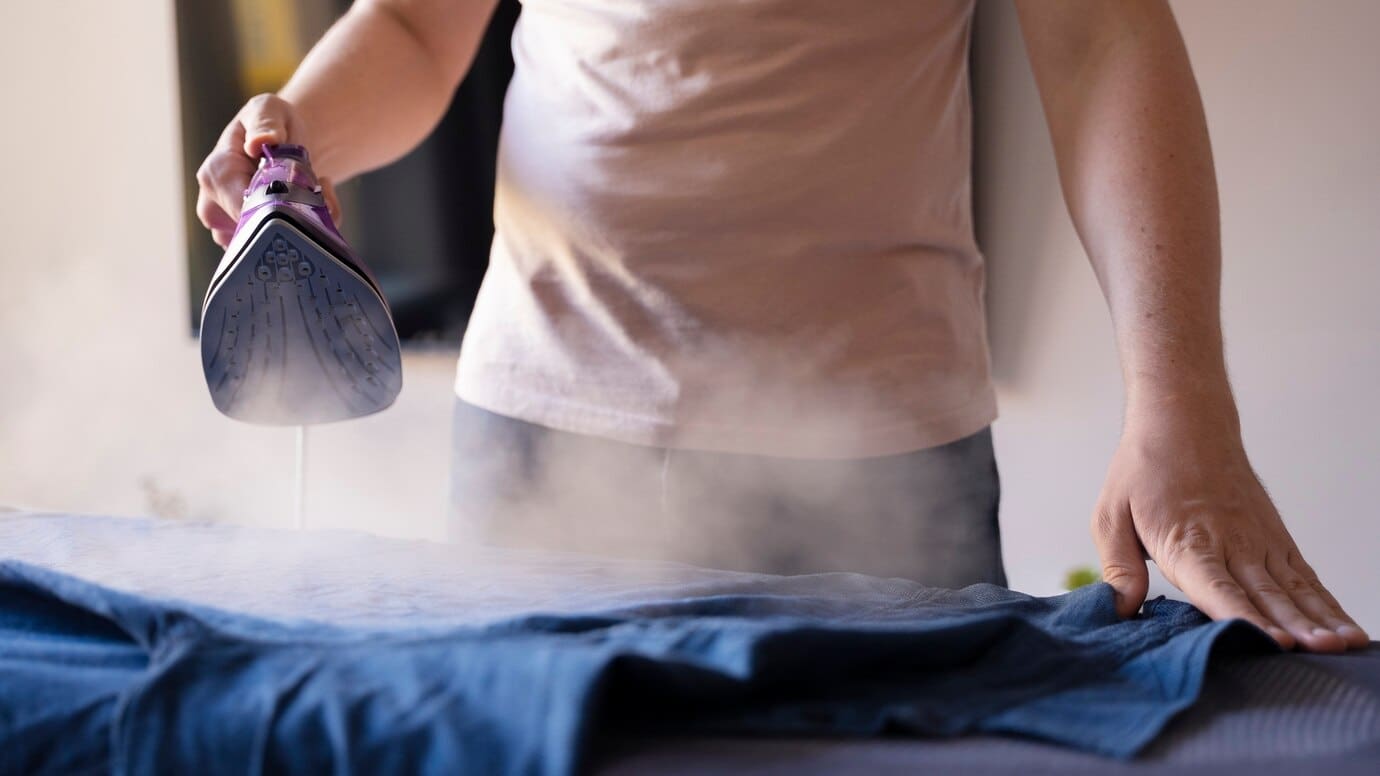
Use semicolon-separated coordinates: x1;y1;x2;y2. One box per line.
196;0;1368;651
196;0;498;246
1014;0;1366;651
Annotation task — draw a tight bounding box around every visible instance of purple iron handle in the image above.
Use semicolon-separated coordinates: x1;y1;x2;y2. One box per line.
225;145;378;290
199;144;402;425
242;145;337;234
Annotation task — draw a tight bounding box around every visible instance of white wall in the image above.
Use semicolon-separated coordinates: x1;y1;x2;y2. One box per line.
1;2;1375;629
974;0;1380;629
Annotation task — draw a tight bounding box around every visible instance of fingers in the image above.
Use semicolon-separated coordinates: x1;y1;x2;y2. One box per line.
1164;524;1291;646
195;93;302;245
238;93;298;158
1168;538;1294;648
1091;504;1150;618
1276;552;1370;648
1230;558;1345;653
1161;524;1371;653
196;189;237;248
196;149;256;225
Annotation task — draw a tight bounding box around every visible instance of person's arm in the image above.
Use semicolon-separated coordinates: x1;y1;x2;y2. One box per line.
1013;0;1367;652
196;0;498;246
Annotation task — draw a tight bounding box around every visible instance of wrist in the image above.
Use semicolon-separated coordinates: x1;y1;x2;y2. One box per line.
1124;376;1241;438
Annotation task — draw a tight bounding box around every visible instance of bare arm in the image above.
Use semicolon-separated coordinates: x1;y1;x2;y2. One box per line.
1014;0;1366;651
1015;0;1225;409
196;0;498;245
279;0;499;182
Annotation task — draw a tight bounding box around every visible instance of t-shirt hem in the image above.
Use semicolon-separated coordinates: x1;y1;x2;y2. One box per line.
454;373;998;460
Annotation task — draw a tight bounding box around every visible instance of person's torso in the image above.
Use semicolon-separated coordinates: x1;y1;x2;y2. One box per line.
457;0;997;458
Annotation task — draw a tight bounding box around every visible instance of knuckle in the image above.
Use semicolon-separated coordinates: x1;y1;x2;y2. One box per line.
1280;575;1312;595
198;213;224;233
1179;523;1217;552
1205;576;1243;597
1100;562;1138;586
203;154;244;190
199;153;226;182
1221;525;1258;558
246;92;278;110
246;93;289;124
1247;581;1285;599
1162;522;1218;568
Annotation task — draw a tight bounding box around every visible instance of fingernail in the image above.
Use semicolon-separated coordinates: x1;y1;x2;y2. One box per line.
1337;625;1366;640
1267;626;1290;643
1311;627;1337;639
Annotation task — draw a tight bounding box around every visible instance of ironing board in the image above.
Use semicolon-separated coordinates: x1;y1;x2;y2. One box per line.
2;511;1376;775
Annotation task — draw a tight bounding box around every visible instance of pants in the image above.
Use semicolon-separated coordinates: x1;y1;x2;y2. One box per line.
448;400;1007;588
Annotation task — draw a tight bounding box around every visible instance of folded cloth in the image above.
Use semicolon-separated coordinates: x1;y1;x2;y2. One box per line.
0;554;1273;776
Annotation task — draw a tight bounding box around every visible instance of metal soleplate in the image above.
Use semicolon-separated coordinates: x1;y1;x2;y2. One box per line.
200;217;402;424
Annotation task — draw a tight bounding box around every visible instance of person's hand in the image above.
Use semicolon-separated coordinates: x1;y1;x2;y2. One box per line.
1091;393;1369;652
195;93;341;248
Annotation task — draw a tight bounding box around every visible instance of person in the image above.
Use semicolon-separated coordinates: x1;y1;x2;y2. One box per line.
195;0;1367;652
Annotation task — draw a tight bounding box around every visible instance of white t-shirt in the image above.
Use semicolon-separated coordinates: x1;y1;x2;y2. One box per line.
456;0;996;459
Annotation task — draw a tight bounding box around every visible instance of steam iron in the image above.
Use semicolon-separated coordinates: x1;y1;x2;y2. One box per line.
199;144;402;425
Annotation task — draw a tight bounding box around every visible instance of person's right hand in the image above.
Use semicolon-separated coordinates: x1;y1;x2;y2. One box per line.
195;93;341;248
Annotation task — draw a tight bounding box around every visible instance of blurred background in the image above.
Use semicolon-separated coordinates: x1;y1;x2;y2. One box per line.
0;1;1375;628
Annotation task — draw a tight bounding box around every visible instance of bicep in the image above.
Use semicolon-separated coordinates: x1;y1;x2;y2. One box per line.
365;0;502;88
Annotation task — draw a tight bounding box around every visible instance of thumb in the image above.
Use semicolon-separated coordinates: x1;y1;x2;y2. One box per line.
239;94;296;158
1091;502;1150;618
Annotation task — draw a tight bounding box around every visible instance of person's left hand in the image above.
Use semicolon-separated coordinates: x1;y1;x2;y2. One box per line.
1091;394;1369;652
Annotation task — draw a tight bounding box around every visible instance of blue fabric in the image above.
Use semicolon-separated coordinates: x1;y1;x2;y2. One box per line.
0;560;1273;776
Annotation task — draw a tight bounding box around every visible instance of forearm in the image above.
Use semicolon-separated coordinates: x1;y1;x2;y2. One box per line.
1013;2;1367;651
1016;2;1233;424
278;0;496;182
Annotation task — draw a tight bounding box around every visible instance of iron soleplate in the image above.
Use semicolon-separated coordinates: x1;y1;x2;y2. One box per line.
200;216;402;425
